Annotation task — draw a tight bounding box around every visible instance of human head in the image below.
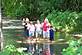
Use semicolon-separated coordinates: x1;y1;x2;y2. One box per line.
44;18;49;23
23;18;25;21
37;20;40;24
30;21;33;24
50;26;53;28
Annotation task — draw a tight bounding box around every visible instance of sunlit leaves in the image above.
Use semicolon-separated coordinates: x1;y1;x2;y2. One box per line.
62;39;82;55
46;10;82;32
0;45;31;55
2;0;82;20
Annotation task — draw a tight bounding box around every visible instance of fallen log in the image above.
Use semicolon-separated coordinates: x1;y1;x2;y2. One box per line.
73;34;82;39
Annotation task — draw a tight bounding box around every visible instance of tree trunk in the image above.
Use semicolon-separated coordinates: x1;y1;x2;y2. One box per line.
0;2;3;50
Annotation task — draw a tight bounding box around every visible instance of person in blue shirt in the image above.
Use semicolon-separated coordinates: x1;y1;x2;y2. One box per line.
49;26;55;41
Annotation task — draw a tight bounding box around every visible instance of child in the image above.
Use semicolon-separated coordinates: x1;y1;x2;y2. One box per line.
29;22;35;39
49;26;55;41
35;20;42;38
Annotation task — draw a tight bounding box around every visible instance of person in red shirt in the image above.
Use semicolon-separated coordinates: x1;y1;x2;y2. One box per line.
42;18;50;39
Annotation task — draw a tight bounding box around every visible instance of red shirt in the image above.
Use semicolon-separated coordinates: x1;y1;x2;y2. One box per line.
43;22;49;31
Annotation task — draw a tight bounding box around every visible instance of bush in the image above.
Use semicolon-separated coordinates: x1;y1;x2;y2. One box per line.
46;10;82;33
0;45;32;55
62;38;82;55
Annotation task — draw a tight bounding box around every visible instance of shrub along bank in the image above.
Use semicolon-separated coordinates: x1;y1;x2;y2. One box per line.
46;10;82;33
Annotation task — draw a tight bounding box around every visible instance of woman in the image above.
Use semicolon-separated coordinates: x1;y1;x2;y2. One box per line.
35;20;42;38
42;18;50;39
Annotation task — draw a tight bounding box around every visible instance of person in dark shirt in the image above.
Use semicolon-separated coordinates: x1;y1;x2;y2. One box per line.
49;26;55;41
22;18;29;37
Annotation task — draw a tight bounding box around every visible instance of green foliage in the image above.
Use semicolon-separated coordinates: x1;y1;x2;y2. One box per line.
2;0;82;32
0;45;32;55
2;0;82;19
46;10;82;33
2;0;28;17
62;38;82;55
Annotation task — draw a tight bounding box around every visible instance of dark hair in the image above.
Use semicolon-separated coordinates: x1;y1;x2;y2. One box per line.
50;26;53;28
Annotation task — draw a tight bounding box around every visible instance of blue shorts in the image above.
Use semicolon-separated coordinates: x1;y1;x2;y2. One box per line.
29;31;34;37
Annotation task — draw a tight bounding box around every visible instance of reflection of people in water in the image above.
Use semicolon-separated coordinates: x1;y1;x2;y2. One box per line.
43;43;51;55
26;43;55;55
50;44;55;55
28;44;35;54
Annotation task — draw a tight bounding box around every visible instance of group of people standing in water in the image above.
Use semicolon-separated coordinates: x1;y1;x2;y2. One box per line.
22;18;55;41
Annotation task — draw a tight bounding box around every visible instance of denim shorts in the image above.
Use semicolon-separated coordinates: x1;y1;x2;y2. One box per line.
29;31;34;37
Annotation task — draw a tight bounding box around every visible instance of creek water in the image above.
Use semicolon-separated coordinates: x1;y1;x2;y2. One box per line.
3;29;72;55
21;43;68;55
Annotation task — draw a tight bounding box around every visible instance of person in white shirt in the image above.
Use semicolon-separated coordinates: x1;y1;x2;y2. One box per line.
29;22;35;38
35;20;42;38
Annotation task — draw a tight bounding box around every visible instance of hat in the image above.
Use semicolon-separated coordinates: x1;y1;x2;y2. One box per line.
26;18;29;22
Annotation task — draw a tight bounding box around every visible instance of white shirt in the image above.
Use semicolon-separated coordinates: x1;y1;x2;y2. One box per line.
35;24;42;31
26;23;30;30
29;24;35;32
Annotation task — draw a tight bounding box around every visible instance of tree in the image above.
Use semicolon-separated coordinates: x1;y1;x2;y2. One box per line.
2;0;82;20
0;0;3;50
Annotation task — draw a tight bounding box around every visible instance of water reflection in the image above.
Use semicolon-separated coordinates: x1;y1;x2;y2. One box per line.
28;44;35;54
43;43;51;55
3;29;69;55
26;43;55;55
50;44;55;55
